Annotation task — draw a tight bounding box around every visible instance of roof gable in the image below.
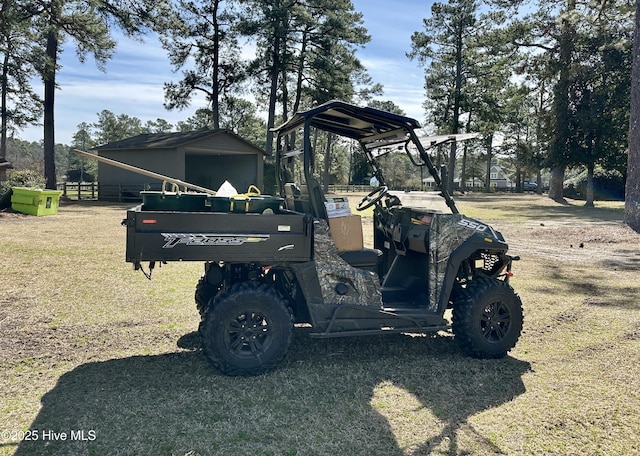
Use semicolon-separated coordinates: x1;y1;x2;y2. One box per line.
93;129;266;155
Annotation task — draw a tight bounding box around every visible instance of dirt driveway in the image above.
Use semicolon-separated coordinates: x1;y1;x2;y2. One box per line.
499;221;640;269
356;192;639;267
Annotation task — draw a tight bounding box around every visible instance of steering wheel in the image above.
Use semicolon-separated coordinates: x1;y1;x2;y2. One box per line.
356;186;388;211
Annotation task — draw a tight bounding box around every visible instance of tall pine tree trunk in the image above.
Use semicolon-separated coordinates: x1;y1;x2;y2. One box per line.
448;23;464;194
484;134;492;192
585;162;595;207
548;167;565;202
460;112;472;193
43;28;57;190
536;170;543;195
322;133;333;192
549;0;576;203
264;0;281;157
626;0;640;232
211;0;220;130
1;47;9;161
448;141;457;193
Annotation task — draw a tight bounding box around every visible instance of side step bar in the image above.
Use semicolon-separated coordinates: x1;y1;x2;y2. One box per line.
309;303;449;338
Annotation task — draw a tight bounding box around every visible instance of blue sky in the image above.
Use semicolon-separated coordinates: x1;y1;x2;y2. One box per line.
21;0;430;145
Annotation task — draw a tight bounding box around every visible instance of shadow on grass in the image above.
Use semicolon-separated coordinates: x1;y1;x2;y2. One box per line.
601;250;640;272
459;194;624;223
541;264;640;310
16;332;530;456
521;203;624;223
58;199;133;208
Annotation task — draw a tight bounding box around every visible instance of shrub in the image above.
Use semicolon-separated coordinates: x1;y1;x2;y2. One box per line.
1;170;47;209
564;168;625;201
8;169;47;188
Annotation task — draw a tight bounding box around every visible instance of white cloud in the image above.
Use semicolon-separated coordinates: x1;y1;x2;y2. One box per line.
359;55;426;121
21;33;206;144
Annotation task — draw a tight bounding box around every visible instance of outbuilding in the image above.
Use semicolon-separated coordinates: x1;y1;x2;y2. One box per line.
93;130;266;201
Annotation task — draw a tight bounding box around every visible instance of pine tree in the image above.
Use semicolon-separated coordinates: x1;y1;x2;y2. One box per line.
626;0;640;232
0;0;42;160
26;0;169;188
161;0;246;130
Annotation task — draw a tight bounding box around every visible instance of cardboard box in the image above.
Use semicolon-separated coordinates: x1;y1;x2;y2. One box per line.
328;215;363;252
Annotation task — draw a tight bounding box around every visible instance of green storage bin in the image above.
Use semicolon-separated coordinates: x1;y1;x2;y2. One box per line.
207;196;231;212
229;195;283;214
11;187;63;216
141;191;209;211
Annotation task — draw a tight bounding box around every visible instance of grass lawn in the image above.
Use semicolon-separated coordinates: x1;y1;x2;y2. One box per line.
1;194;639;455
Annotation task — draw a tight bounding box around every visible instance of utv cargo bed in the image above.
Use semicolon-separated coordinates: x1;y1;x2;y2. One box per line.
123;205;313;264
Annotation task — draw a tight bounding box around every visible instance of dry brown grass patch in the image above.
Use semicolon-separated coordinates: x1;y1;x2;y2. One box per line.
1;195;639;455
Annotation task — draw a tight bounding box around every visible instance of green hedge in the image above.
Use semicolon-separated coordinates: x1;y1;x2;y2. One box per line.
564;169;625;201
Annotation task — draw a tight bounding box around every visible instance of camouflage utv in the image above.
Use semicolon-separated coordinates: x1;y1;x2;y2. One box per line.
125;100;523;376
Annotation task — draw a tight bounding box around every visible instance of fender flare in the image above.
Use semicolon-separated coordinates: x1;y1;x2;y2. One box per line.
436;234;509;313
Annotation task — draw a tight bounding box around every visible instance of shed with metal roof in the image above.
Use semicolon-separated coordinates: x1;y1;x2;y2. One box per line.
93;130;266;201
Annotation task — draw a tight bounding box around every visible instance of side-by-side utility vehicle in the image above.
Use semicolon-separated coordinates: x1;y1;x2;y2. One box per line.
122;100;523;376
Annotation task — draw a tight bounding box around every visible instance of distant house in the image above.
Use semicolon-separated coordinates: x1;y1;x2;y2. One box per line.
422;161;514;190
462;162;514;189
422;176;462;190
93;130;266;201
487;163;514;189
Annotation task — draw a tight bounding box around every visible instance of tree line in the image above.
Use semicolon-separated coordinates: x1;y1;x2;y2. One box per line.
1;0;639;228
1;0;378;181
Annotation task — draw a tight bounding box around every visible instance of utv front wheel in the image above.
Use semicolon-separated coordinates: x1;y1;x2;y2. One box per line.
452;277;523;359
199;282;293;376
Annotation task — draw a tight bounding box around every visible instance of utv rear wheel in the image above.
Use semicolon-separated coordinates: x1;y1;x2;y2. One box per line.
195;276;217;316
199;282;293;376
452;277;523;359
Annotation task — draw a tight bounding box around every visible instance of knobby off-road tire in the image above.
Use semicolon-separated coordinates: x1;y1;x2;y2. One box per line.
199;282;293;376
452;277;523;359
195;276;218;317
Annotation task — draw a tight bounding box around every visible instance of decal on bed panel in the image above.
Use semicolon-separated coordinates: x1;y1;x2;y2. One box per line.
161;233;270;248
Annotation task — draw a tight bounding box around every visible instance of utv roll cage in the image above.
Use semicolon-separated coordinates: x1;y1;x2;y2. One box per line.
272;100;460;217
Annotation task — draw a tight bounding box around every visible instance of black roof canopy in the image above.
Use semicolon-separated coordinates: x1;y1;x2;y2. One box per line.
272;100;422;146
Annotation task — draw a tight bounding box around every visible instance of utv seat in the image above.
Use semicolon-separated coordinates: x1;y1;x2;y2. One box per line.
339;248;383;273
284;181;328;219
284;183;307;213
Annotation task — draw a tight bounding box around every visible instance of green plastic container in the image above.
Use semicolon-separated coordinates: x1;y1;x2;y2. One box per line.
11;187;63;216
140;191;281;214
229;195;283;214
141;191;209;211
207;196;231;212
